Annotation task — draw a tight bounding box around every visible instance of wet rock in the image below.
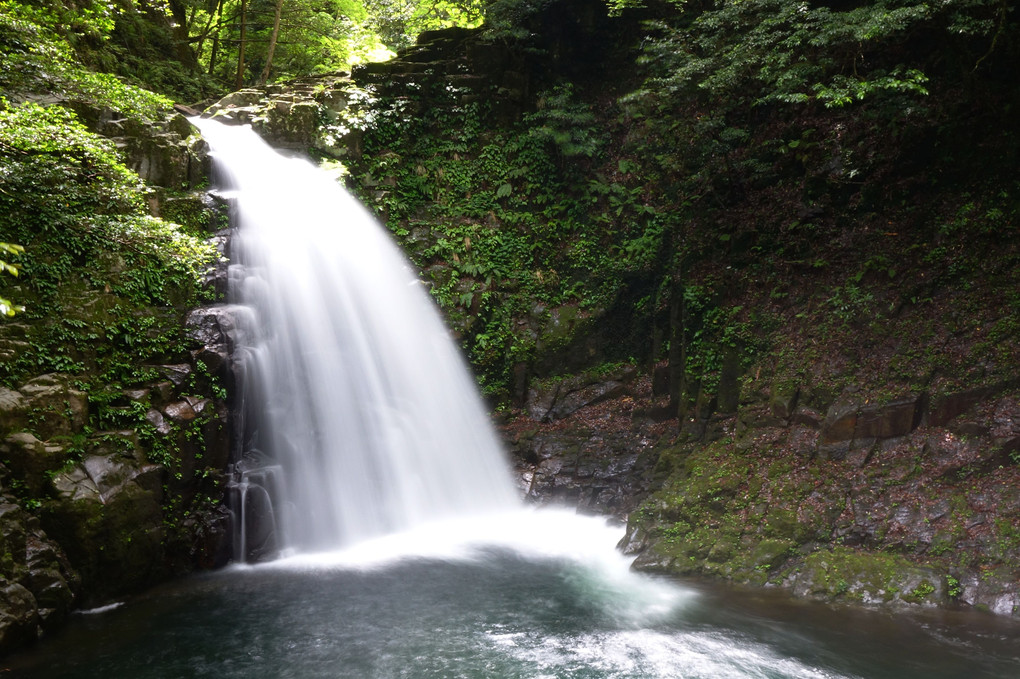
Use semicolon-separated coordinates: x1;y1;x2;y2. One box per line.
819;398;859;444
0;374;88;438
0;581;38;653
855;397;921;440
526;365;637;422
151;363;192;387
926;384;1006;426
819;395;921;446
41;433;166;603
510;423;658;519
163;400;197;423
146;408;171;435
185;305;247;377
0;433;67;495
24;534;76;628
49;466;102;503
123;388;151;402
202;228;231;297
0;498;78;648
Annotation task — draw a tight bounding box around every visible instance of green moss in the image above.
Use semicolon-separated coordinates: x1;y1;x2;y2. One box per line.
903;580;937;603
799;547;937;604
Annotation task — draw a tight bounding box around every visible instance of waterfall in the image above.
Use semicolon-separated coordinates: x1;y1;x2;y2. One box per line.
193;119;519;559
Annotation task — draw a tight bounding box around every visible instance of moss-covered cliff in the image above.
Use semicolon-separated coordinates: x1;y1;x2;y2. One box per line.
0;2;234;651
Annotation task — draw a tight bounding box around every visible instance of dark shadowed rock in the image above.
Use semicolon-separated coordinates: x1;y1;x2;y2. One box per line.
0;374;88;439
526;365;637;422
0;581;37;654
855;396;921;439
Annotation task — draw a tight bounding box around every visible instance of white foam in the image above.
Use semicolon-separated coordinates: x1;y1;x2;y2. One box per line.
76;602;124;615
240;507;693;625
485;627;857;679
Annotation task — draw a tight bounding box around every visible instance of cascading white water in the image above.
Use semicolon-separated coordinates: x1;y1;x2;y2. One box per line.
15;120;1008;679
193;119;519;554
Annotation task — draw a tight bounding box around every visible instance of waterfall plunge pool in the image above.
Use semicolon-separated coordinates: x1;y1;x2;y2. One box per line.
6;509;1019;678
13;120;1014;678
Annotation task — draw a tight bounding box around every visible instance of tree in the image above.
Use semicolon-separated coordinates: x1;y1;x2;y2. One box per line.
257;0;286;86
184;0;488;87
235;0;249;89
614;0;1018;416
0;242;25;318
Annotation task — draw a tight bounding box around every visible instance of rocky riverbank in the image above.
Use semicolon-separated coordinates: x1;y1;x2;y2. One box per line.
501;366;1019;618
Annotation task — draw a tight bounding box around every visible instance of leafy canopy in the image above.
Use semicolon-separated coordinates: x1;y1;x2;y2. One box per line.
0;0;173;118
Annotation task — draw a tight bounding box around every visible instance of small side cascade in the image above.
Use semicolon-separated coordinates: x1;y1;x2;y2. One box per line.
226;453;285;563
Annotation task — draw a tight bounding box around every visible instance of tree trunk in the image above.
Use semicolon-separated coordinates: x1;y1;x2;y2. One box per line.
207;0;225;78
235;0;248;90
257;0;286;86
666;230;686;423
165;0;199;68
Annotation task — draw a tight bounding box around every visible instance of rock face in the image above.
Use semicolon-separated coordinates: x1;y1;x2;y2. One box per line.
526;365;637;422
201;76;356;155
71;106;206;193
503;372;670;520
0;375;87;440
615;383;1020;617
0;106;232;650
0;499;77;654
0;365;231;635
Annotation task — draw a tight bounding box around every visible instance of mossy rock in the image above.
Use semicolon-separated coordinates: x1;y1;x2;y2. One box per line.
159;194;219;233
791;546;945;606
40;446;166;604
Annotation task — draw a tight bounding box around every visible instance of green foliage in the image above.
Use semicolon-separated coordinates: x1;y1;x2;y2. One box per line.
184;0;487;87
0;101;215;382
0;1;173;118
0;242;26;317
528;84;604;159
634;1;939;108
483;0;553;41
342;76;664;395
679;287;765;393
367;0;486;51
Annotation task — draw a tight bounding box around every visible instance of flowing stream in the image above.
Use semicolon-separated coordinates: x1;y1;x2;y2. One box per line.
6;121;1018;677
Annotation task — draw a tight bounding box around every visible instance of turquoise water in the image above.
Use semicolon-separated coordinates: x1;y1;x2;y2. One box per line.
7;538;1018;678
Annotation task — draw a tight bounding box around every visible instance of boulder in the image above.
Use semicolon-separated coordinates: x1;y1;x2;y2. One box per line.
855;396;921;439
0;581;38;654
0;499;78;648
926;383;1010;427
0;433;67;495
0;374;88;439
41;433;166;603
185;305;249;377
526;365;637;422
819;394;921;446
